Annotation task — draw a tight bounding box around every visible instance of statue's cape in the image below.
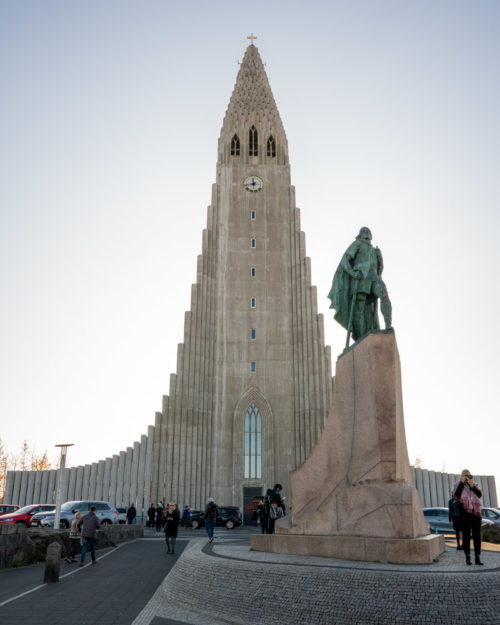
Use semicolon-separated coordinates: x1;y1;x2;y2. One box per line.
327;262;355;331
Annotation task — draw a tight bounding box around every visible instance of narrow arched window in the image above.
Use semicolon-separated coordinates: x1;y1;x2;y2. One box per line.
231;134;240;156
244;402;262;478
267;135;276;157
249;126;258;156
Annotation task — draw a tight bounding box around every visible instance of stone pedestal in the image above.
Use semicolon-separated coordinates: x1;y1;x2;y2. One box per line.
251;332;443;564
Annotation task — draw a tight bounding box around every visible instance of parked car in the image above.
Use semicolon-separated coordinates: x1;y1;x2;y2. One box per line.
481;507;500;526
116;507;127;524
30;500;119;528
0;504;20;515
190;506;242;530
0;504;56;526
423;507;494;533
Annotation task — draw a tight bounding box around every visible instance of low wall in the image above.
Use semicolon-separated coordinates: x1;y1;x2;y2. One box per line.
0;523;143;569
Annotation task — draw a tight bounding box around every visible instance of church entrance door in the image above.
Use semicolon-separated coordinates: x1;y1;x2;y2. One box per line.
243;486;263;525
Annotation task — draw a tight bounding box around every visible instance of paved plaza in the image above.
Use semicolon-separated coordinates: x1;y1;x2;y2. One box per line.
1;527;499;625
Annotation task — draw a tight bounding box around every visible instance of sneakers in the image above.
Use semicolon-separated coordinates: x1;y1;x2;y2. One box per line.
79;562;84;567
91;560;98;565
475;558;484;566
65;557;72;564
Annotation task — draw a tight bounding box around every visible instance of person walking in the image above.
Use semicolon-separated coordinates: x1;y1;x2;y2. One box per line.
453;469;483;565
155;503;163;532
65;511;82;563
77;505;101;566
147;503;156;528
256;498;266;534
448;492;462;550
126;503;136;525
182;505;191;529
204;497;218;543
265;484;285;535
164;501;180;554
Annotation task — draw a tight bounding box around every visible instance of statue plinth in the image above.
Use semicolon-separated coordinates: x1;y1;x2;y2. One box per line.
251;332;444;564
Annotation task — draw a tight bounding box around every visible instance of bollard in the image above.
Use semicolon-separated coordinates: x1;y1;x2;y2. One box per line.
44;541;62;583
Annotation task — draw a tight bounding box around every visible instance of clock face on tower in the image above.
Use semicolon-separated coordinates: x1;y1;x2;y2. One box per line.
244;176;263;192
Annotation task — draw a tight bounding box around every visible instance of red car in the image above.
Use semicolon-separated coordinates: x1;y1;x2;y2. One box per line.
0;504;55;526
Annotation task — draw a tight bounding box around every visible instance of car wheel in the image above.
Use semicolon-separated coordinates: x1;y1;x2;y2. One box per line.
191;519;200;529
15;521;27;526
59;519;69;529
101;519;112;525
225;520;234;529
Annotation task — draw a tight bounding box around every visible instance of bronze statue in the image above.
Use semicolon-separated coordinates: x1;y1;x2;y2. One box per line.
328;227;392;346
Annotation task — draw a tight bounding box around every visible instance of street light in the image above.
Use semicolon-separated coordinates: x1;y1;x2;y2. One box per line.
54;444;74;529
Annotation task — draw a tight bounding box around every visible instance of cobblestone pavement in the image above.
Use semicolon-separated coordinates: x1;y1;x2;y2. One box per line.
133;528;500;625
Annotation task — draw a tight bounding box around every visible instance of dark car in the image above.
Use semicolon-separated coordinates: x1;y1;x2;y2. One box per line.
190;506;242;530
423;507;494;534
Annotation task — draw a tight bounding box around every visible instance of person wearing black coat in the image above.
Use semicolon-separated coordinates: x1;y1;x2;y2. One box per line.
147;504;156;528
164;502;180;554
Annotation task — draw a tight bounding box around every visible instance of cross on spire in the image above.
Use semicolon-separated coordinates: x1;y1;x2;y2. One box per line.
247;33;257;45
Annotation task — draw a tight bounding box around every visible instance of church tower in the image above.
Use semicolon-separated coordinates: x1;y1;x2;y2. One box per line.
150;43;333;509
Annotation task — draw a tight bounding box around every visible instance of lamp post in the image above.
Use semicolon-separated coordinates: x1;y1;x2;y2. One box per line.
54;444;74;529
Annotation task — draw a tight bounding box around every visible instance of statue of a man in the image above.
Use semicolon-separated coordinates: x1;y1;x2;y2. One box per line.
328;227;392;343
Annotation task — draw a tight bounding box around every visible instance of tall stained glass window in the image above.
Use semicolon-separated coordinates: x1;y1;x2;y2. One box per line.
244;402;262;478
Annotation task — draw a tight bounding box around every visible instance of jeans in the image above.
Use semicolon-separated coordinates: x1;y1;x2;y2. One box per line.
81;537;96;563
205;519;215;539
166;536;176;552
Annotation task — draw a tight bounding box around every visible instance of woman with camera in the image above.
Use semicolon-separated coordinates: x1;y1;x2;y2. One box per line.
453;469;483;566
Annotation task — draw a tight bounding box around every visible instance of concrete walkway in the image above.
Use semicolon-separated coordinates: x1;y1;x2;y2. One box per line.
1;527;499;625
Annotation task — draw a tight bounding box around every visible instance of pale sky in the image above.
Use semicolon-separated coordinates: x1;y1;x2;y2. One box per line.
1;1;499;499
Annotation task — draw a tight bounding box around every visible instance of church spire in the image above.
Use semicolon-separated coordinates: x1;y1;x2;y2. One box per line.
219;44;288;165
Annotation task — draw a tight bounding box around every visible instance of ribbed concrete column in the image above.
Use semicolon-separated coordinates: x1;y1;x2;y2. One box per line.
4;471;15;503
75;465;84;499
479;476;490;506
123;447;133;508
47;469;57;504
143;425;155;513
11;471;22;505
487;476;497;507
81;465;91;500
137;435;147;514
116;451;126;507
103;458;111;502
95;460;105;501
129;441;139;507
89;462;98;500
422;470;430;507
109;455;119;507
67;467;76;502
38;471;48;503
26;471;35;506
435;471;445;507
428;471;437;506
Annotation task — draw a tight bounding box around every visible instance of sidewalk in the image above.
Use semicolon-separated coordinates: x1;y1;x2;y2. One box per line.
0;531;185;625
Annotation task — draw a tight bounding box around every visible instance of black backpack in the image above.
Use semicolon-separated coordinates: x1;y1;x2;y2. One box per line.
206;502;218;520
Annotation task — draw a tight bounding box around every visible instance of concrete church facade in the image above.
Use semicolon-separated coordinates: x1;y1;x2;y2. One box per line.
5;45;497;514
149;43;334;509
